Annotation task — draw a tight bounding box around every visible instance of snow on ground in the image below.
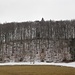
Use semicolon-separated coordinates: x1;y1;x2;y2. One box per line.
0;62;75;68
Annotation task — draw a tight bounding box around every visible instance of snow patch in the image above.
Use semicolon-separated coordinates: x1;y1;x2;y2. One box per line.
0;62;75;68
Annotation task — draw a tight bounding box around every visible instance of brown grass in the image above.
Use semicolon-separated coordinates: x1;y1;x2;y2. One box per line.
0;65;75;75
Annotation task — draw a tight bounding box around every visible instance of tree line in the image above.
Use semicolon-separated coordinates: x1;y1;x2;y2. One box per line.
0;18;75;62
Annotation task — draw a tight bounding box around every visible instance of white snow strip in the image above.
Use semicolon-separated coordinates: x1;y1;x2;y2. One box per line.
0;62;75;68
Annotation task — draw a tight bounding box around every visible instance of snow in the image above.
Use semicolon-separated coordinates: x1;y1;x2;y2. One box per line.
0;62;75;68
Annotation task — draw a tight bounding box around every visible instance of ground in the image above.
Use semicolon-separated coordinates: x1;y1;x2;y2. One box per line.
0;65;75;75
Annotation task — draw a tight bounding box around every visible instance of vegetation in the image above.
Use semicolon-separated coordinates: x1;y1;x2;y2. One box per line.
0;65;75;75
0;19;75;62
70;38;75;60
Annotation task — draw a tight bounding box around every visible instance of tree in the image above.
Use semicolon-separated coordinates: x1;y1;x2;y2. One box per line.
70;38;75;61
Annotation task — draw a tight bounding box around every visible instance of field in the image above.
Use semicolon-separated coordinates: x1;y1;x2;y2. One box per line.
0;65;75;75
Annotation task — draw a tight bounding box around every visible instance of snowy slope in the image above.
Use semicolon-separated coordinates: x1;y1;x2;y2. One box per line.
0;62;75;68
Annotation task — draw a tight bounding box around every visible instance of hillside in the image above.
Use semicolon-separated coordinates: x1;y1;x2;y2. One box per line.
0;19;75;63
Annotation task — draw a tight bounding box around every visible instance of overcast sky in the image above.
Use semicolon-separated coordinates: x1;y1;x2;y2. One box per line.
0;0;75;23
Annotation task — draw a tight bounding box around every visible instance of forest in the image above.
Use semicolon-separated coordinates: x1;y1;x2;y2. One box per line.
0;18;75;63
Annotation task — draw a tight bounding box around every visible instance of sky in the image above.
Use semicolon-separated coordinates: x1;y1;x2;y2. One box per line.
0;0;75;23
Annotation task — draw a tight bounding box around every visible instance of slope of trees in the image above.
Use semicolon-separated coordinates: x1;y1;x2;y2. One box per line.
0;19;75;63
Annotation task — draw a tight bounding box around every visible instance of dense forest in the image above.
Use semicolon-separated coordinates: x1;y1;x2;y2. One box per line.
0;18;75;63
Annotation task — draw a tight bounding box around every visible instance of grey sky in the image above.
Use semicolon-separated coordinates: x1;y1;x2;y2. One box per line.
0;0;75;23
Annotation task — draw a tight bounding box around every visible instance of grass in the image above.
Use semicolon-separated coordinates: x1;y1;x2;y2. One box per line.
0;65;75;75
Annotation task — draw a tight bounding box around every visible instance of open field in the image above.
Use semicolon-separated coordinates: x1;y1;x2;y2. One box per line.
0;65;75;75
